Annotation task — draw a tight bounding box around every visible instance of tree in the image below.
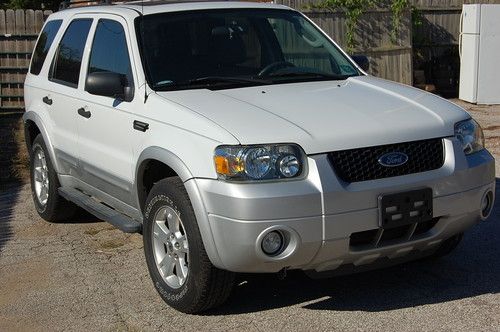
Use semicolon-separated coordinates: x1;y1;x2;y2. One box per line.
2;0;61;11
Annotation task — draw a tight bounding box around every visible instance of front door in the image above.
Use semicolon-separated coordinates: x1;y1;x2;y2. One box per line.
75;15;141;208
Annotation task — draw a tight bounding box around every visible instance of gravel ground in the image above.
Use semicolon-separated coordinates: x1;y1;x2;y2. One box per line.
0;100;499;332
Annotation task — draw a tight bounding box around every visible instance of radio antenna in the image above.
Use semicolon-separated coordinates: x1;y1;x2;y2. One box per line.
141;0;148;103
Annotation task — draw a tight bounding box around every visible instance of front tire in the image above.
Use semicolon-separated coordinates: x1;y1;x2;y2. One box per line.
29;134;77;221
143;177;235;313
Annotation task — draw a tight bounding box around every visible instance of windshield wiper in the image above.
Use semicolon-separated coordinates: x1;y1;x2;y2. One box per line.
187;76;271;85
153;76;271;90
267;71;356;81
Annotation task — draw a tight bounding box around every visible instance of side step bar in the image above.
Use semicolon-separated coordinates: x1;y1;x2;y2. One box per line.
58;187;142;233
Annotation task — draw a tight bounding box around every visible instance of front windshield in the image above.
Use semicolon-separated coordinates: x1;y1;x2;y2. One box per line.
136;9;360;90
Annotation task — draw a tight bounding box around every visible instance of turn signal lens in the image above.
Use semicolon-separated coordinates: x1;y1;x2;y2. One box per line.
213;154;243;177
214;156;230;175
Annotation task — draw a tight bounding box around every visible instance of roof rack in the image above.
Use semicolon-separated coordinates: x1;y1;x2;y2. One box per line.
55;0;151;10
59;0;268;10
59;0;112;10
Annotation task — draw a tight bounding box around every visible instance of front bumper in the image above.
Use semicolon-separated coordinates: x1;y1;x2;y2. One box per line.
191;138;495;273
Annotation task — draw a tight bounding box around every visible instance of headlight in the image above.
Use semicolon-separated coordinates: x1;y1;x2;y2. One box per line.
454;119;485;155
214;144;306;181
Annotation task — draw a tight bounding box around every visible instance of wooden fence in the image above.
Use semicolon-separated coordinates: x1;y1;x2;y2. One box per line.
280;0;500;96
0;9;51;114
1;2;499;113
411;0;500;96
277;0;414;85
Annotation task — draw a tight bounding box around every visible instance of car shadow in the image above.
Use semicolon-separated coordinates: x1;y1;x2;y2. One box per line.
0;114;24;254
0;183;19;254
206;178;500;315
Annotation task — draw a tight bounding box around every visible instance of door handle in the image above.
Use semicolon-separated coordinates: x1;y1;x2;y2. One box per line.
42;96;52;105
78;107;91;119
133;120;149;132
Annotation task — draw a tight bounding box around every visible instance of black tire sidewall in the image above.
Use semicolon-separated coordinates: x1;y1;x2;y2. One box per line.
143;180;207;311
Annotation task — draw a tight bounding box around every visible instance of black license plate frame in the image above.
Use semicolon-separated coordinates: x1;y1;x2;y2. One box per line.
379;188;433;229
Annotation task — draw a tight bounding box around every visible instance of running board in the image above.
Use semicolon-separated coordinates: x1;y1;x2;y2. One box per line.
58;187;142;233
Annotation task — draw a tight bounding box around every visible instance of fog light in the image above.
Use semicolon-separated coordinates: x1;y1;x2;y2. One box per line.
481;190;494;220
261;231;284;256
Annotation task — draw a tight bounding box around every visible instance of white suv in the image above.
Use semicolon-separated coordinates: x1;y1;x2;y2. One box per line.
24;1;495;313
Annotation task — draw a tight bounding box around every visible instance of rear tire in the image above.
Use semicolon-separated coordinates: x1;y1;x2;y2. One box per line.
30;134;77;222
143;177;235;313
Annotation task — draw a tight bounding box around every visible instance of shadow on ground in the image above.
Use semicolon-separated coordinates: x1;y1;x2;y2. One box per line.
0;183;19;254
209;178;500;315
0;114;24;253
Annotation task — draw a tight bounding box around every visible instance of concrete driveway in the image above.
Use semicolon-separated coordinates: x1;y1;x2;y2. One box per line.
1;101;499;331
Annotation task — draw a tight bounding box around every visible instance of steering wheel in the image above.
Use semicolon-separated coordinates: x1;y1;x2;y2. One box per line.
257;61;295;77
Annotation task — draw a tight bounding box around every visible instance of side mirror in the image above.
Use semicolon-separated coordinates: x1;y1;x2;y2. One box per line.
351;55;370;72
85;72;134;102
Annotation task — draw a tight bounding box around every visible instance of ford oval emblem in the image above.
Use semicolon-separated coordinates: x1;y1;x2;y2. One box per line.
378;152;408;167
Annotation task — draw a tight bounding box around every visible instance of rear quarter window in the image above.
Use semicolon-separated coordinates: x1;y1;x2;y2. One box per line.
30;20;63;75
50;18;93;87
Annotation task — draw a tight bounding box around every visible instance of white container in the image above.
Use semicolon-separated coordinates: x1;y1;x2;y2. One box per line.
459;4;500;104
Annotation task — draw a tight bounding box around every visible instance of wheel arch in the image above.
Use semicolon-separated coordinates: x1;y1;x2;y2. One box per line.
23;111;61;173
134;146;226;269
135;146;194;211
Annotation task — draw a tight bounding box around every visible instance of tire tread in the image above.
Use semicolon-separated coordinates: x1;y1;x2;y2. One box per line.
145;177;234;313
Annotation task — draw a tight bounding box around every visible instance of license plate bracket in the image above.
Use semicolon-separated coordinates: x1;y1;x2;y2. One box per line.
379;188;433;229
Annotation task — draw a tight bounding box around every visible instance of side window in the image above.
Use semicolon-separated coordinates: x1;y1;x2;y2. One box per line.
30;20;63;75
87;19;133;87
50;18;93;87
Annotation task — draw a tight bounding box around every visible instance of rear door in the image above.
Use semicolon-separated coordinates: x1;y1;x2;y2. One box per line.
44;17;94;175
75;14;141;208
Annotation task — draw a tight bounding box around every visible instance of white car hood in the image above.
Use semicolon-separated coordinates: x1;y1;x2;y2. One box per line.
156;75;469;154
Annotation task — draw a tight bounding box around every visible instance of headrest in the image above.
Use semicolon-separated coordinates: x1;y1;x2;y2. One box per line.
209;26;246;65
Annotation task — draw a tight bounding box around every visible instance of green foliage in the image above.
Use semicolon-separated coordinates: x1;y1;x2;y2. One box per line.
1;0;60;11
308;0;411;52
307;0;375;53
390;0;410;44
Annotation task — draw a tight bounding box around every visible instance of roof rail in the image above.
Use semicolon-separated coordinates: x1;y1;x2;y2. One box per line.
59;0;272;10
59;0;115;10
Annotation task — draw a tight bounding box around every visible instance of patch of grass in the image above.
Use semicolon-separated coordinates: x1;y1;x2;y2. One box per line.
99;238;126;249
11;119;29;182
84;228;102;236
0;115;28;184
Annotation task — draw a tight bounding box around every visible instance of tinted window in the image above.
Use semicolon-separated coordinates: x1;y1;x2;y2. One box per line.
137;9;360;91
30;20;63;75
51;19;92;87
269;18;357;75
87;19;133;87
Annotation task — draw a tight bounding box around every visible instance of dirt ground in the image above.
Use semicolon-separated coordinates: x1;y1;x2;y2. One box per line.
0;100;499;332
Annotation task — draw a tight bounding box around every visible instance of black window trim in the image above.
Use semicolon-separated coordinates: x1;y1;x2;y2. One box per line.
49;17;94;89
85;17;135;99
